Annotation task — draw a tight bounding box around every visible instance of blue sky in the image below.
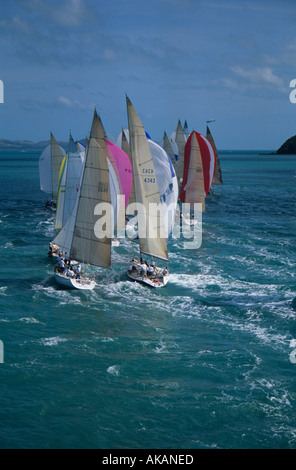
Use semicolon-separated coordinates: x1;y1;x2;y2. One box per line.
1;0;296;149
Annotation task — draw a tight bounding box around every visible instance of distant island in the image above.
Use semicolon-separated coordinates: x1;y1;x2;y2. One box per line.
275;135;296;155
0;138;68;151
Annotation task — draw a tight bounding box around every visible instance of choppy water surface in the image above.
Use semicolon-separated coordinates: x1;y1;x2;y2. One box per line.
0;150;295;449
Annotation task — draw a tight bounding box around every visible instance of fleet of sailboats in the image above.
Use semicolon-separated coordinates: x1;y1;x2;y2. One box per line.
39;98;223;290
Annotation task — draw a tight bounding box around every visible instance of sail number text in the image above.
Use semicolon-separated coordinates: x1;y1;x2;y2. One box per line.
142;168;155;183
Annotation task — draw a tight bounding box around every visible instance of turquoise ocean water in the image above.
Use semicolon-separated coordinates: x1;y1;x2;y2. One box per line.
0;149;295;449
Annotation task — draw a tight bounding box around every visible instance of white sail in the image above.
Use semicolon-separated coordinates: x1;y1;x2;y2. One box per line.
39;133;65;197
39;144;52;194
126;96;168;261
147;139;178;240
62;134;85;227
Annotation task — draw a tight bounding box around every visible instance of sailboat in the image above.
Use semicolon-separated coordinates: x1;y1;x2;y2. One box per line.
125;96;170;288
39;133;66;209
53;110;113;290
206;125;223;186
179;130;216;220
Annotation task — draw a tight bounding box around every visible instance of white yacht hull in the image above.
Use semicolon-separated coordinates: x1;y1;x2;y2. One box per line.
127;270;169;288
54;272;96;290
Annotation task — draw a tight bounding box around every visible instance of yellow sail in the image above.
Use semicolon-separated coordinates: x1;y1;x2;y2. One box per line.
50;133;65;198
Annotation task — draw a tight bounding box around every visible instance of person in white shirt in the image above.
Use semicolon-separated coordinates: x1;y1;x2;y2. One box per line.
147;265;155;277
140;262;147;276
58;258;65;273
65;267;72;277
131;259;138;271
75;264;81;279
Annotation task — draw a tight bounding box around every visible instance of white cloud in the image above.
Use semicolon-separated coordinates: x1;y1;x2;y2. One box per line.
230;66;285;91
58;96;93;109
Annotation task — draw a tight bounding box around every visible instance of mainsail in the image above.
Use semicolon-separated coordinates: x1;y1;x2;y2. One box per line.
126;96;168;261
53;110;112;268
206;126;223;185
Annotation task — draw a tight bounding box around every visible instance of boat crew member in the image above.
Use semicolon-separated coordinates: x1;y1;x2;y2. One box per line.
67;267;75;278
64;252;70;265
75;263;81;279
147;265;155;277
140;261;147;277
162;267;168;276
131;259;138;271
58;258;65;273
